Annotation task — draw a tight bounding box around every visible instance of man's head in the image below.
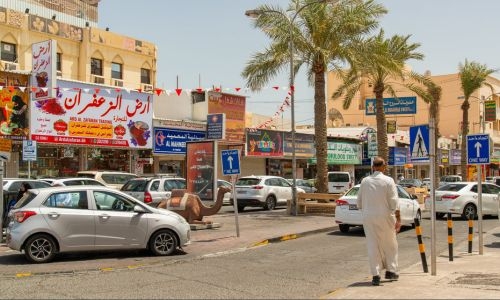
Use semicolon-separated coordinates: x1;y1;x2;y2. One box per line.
372;156;386;172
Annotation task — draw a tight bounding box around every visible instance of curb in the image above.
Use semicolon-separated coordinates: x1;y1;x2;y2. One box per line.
250;226;337;248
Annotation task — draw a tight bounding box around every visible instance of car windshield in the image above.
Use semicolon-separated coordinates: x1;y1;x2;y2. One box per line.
235;178;261;186
328;173;349;181
101;174;138;184
436;183;467;192
121;179;147;192
344;186;359;196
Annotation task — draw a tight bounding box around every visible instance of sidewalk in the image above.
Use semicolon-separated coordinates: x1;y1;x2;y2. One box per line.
325;223;500;299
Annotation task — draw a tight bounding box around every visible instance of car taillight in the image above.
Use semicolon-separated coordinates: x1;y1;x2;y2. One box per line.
144;192;153;203
14;211;37;223
336;199;349;206
252;185;264;190
442;194;460;200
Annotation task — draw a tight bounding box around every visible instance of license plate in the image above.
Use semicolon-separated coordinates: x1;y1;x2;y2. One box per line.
237;190;246;194
349;204;358;210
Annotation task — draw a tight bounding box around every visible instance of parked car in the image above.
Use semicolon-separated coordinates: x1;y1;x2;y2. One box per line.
486;176;494;183
120;177;186;207
217;179;233;205
439;175;462;187
335;184;422;233
286;179;317;193
50;178;107;187
76;171;138;190
421;178;431;191
231;175;305;212
398;178;423;188
5;185;191;263
424;182;500;220
327;171;352;194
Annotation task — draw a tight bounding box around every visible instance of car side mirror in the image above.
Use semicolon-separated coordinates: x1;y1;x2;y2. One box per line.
133;205;147;213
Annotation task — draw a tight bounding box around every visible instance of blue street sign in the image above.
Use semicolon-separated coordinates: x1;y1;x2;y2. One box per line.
410;125;430;162
221;149;241;175
467;134;490;164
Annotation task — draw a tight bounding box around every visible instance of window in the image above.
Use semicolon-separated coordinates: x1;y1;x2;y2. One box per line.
56;53;61;71
141;68;151;84
90;58;102;76
1;42;17;62
111;62;122;79
44;191;88;209
93;191;134;211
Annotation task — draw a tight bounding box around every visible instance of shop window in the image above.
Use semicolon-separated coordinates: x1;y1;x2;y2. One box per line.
140;68;150;84
91;58;102;76
111;62;122;79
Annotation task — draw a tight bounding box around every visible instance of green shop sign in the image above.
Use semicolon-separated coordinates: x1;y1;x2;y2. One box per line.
309;141;362;165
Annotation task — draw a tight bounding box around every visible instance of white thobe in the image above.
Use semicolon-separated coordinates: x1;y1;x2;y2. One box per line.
356;171;399;276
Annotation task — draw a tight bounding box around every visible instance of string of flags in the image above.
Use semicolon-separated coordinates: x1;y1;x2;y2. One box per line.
0;84;292;96
249;89;293;131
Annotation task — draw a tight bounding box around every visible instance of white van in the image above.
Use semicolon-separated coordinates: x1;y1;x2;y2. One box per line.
327;171;352;194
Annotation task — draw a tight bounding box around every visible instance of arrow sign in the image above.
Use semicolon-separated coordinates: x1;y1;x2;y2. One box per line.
221;149;241;176
467;134;490;164
227;155;233;170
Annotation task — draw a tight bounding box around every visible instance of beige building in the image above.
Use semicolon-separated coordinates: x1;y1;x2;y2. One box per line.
326;70;500;179
0;1;157;177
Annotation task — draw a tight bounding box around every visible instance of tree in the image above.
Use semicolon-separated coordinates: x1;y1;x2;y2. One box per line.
458;60;496;178
241;0;386;193
331;29;425;165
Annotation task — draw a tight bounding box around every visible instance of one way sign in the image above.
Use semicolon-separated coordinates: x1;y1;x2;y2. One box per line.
221;149;241;175
467;134;490;164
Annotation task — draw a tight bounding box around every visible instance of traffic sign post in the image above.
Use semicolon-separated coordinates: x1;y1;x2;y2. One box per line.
467;133;490;256
221;149;241;237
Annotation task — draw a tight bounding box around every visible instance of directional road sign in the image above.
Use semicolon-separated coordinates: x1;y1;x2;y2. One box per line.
410;124;429;162
467;134;490;164
221;149;241;176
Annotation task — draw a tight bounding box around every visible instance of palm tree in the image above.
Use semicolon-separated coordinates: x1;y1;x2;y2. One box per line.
241;0;386;193
458;60;496;178
331;29;425;164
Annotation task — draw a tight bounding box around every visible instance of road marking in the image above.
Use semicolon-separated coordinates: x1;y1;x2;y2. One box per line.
280;234;298;241
100;267;114;272
16;272;32;278
251;240;269;247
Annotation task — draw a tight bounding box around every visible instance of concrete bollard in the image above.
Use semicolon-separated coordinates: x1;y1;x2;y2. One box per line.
414;217;428;273
447;213;453;261
468;216;474;253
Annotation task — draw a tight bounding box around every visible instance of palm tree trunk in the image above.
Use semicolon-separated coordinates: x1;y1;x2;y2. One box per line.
375;90;388;165
460;99;470;179
314;71;328;193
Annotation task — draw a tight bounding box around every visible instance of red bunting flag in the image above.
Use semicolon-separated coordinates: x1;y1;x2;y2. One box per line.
115;88;121;93
175;88;182;96
235;87;241;92
31;87;37;92
196;88;203;93
137;89;142;93
215;88;221;92
154;88;163;96
273;86;279;90
94;88;100;94
290;85;295;91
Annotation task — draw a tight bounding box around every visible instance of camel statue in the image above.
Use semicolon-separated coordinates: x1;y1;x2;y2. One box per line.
158;186;231;224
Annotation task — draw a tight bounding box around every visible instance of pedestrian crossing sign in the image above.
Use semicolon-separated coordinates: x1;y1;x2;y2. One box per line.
410;125;430;162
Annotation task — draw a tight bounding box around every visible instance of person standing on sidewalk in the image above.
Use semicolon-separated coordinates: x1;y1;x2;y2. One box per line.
356;156;401;286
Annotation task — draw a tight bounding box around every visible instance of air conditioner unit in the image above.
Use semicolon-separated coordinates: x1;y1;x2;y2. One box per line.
1;61;18;71
141;83;153;92
91;74;105;84
56;70;62;77
112;79;123;87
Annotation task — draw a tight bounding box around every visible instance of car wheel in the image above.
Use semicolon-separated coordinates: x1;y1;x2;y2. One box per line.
462;203;477;221
24;234;57;263
339;224;350;233
412;210;422;228
263;196;276;210
149;229;178;256
237;205;245;212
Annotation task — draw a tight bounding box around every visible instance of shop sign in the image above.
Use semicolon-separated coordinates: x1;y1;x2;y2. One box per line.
154;128;206;154
367;131;378;158
449;149;461;165
283;132;315;158
206;113;225;140
245;129;284;157
365;97;417;115
484;100;496;122
208;92;245;143
186;141;215;201
388;147;406;166
0;74;30;140
309;141;362;165
387;120;397;134
31;39;56;100
22;140;36;161
440;149;449;164
30;80;153;149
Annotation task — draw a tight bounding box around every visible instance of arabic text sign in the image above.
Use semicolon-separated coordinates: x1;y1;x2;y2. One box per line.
467;134;490;164
22;140;37;161
30;80;153;148
153;128;206;154
31;39;56;100
365;97;417;115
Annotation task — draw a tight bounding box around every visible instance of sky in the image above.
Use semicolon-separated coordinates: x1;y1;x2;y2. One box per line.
98;0;500;128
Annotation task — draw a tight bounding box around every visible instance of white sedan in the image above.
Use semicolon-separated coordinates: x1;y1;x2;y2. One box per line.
424;182;500;220
335;184;422;233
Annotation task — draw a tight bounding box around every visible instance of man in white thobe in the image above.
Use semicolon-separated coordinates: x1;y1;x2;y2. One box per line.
357;156;401;286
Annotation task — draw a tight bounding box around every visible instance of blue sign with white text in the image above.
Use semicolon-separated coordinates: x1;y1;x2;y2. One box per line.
467;134;490;164
366;97;417;115
154;128;206;154
221;149;241;175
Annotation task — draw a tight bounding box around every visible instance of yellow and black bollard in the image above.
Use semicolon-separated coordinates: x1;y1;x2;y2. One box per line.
468;216;474;253
414;217;428;273
447;213;453;261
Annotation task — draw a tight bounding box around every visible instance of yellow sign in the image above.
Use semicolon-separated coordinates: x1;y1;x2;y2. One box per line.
0;139;12;152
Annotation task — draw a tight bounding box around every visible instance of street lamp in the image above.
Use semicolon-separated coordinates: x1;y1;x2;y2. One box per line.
245;0;335;216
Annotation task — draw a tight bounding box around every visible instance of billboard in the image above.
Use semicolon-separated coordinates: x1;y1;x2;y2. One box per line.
207;92;245;143
246;129;284;157
31;39;57;100
365;97;417;115
186;141;215;201
30;80;153;148
153;128;206;154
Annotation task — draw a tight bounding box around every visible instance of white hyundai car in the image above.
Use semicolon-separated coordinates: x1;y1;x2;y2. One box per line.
335;184;422;233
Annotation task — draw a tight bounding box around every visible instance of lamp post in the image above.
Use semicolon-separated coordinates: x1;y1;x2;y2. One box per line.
245;0;335;216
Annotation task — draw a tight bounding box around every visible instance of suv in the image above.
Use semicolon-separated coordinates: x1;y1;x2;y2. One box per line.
120;177;186;207
76;171;138;190
327;172;352;194
439;175;462;187
232;175;305;212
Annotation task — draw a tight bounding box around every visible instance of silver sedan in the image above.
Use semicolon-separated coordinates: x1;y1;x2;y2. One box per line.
6;186;191;263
